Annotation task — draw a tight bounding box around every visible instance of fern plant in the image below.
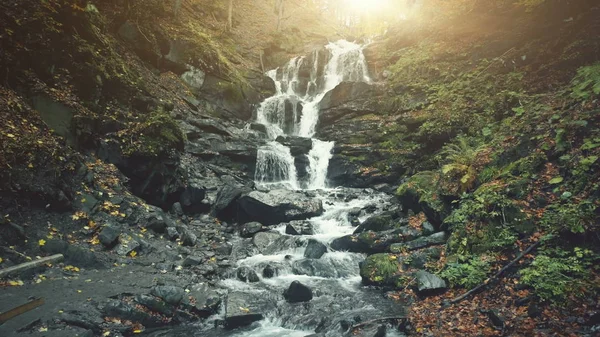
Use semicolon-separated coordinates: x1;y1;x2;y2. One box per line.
439;136;486;192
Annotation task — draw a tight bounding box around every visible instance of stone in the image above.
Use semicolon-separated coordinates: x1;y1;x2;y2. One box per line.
213;183;248;220
285;221;315;235
134;294;174;316
182;255;203;267
171;202;184;217
240;222;263;238
166;227;179;241
252;231;298;255
224;292;265;329
389;232;448;253
415;270;447;293
180;184;207;214
331;227;423;254
151;285;185;305
180;229;197;247
102;299;163;327
262;265;276;278
115;234;141;256
98;225;121;248
304;239;328;259
275;136;313;156
215;242;233;256
283;281;313;303
187;283;221;318
353;213;395;234
237;266;260;283
237;189;324;225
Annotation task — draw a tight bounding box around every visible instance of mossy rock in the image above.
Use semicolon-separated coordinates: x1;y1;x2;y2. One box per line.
396;171;450;227
121;110;185;158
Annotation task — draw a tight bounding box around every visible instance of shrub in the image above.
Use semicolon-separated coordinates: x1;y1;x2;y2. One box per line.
440;255;491;288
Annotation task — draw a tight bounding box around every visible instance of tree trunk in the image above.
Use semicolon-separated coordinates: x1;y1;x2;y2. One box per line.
174;0;182;18
276;0;285;31
227;0;234;31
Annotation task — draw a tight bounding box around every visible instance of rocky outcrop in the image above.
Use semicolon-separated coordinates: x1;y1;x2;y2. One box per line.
317;82;381;129
237;190;324;225
331;226;423;254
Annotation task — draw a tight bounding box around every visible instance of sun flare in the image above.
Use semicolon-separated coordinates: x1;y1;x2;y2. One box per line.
343;0;391;13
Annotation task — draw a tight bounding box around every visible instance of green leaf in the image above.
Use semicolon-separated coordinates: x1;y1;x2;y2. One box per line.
549;177;564;184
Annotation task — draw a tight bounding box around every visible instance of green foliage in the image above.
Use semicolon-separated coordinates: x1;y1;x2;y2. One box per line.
121;109;184;157
439;136;487;192
540;201;596;234
360;253;402;285
571;63;600;100
440;255;491;288
521;247;596;302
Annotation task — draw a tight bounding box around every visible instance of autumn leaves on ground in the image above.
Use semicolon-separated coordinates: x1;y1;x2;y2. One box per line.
0;0;599;336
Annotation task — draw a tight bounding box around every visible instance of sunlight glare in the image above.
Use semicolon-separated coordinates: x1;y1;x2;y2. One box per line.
344;0;390;14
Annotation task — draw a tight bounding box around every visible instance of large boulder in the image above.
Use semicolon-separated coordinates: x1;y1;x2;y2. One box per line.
213;182;251;220
240;222;264;238
317;82;379;129
283;281;313;303
237;190;324;225
304;239;328;259
353;213;397;234
237;266;260;283
179;184;207;214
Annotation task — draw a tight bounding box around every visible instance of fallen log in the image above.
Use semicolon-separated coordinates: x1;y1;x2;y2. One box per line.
350;316;407;331
445;241;541;306
0;254;64;279
0;298;45;325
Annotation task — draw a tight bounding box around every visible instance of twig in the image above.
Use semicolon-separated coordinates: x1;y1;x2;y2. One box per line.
446;241;541;305
475;47;516;79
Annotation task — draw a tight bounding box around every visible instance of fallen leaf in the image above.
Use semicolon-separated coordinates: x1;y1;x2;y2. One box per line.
38;239;46;246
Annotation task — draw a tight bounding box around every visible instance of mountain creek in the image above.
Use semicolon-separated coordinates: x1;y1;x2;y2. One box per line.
0;1;599;337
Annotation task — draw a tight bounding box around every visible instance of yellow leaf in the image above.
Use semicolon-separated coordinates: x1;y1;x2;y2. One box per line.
39;327;48;332
58;310;64;314
129;251;137;258
0;257;3;263
6;133;15;138
28;163;33;168
8;280;24;286
77;290;82;293
103;331;111;337
133;330;143;334
239;307;250;313
38;239;46;246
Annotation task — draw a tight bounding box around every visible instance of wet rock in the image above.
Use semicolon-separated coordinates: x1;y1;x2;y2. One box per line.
98;225;121;248
389;232;448;253
216;242;233;256
415;270;447;293
292;259;355;278
275;136;313;156
166;227;179;241
115;234;141;256
182;255;203;267
252;231;299;254
224;292;265;329
238;189;324;225
187;283;221;318
240;222;263;238
135;294;174;316
304;239;328;259
171;202;184;217
331;227;423;254
144;211;169;233
237;266;260;283
180;184;207;214
284;281;313;303
353;213;395;234
214;183;249;220
42;239;102;268
102;299;163;327
263;265;276;278
285;221;315;235
180;228;197;246
151;285;185;305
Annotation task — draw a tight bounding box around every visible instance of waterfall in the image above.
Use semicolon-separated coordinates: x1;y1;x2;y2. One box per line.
254;40;370;190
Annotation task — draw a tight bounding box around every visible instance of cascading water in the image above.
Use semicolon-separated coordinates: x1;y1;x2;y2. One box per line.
254;40;371;190
197;41;405;337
